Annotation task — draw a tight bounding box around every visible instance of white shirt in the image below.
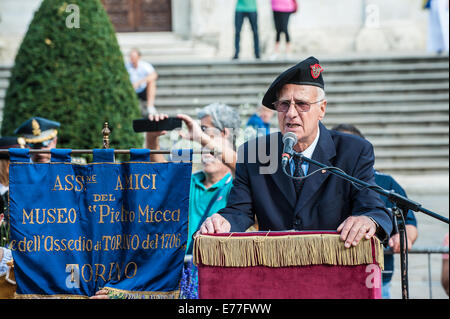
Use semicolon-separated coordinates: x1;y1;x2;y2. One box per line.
289;125;320;176
125;60;155;94
0;183;8;196
0;247;12;277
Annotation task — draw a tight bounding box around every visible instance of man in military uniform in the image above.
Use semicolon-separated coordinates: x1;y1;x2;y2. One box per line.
14;117;60;163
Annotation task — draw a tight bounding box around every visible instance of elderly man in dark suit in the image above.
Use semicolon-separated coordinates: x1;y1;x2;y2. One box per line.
199;56;392;248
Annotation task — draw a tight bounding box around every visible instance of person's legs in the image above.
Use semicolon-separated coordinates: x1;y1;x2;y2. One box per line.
428;0;444;53
247;11;260;59
137;85;156;116
437;0;449;52
137;88;147;101
280;12;292;54
234;11;245;59
273;11;283;54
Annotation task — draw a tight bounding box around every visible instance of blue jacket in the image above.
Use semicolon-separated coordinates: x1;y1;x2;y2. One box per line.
219;122;393;241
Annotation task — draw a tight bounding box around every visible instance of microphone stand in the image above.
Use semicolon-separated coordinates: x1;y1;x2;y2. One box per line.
285;152;449;299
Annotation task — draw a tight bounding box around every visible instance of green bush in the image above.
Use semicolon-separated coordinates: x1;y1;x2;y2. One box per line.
1;0;143;153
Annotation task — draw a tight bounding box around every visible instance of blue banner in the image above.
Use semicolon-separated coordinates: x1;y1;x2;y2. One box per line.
8;149;191;298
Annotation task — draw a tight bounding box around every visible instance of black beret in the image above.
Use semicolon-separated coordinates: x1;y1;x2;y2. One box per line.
262;56;325;109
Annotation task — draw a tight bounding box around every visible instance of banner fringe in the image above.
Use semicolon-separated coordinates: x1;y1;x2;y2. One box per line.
102;287;180;299
14;288;180;299
193;233;384;270
14;293;88;299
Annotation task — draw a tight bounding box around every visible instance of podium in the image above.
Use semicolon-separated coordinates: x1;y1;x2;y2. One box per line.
193;231;383;299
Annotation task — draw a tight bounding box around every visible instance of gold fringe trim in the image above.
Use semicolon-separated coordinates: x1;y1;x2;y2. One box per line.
193;233;384;270
14;288;180;299
102;287;180;299
14;293;88;299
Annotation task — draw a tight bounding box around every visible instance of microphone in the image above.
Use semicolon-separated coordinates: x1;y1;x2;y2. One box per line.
281;132;298;168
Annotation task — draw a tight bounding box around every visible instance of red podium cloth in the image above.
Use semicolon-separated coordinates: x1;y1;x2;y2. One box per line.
194;231;383;299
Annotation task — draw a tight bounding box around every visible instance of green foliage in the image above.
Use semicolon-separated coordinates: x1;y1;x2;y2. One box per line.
1;0;143;152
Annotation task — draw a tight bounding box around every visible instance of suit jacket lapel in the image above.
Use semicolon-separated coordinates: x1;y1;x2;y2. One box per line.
294;122;336;213
270;132;297;209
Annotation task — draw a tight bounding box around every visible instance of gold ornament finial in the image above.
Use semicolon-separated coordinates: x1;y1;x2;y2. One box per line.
102;122;111;149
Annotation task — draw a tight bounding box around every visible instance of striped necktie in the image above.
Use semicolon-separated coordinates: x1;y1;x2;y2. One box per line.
292;156;304;197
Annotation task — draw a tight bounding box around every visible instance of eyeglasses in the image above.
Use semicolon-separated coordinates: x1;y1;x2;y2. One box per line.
201;125;223;136
272;99;324;113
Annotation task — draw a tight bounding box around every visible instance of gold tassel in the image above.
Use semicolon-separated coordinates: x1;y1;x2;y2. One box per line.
193;233;384;270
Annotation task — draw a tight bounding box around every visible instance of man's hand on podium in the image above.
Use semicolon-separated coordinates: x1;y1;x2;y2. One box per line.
196;214;377;249
199;213;231;234
337;216;377;248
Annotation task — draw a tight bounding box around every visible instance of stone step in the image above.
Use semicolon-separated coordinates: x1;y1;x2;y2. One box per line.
353;126;449;136
373;149;449;159
1;55;448;71
1;62;447;85
130;45;216;58
330;104;448;113
1;101;446;124
369;138;448;147
116;32;188;45
241;105;449;119
321;114;448;126
149;100;447;121
154;83;449;97
2;84;448;102
373;160;449;173
117;32;217;61
328;128;449;141
1;76;448;93
153;94;449;108
153;62;449;77
150;54;449;67
0;79;8;89
0;71;10;78
156;72;449;88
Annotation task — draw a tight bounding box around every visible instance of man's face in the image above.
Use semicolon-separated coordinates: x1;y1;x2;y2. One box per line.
32;138;57;163
129;51;140;67
199;116;228;175
277;84;327;150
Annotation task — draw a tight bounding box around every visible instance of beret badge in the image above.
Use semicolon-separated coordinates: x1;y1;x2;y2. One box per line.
310;64;324;79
